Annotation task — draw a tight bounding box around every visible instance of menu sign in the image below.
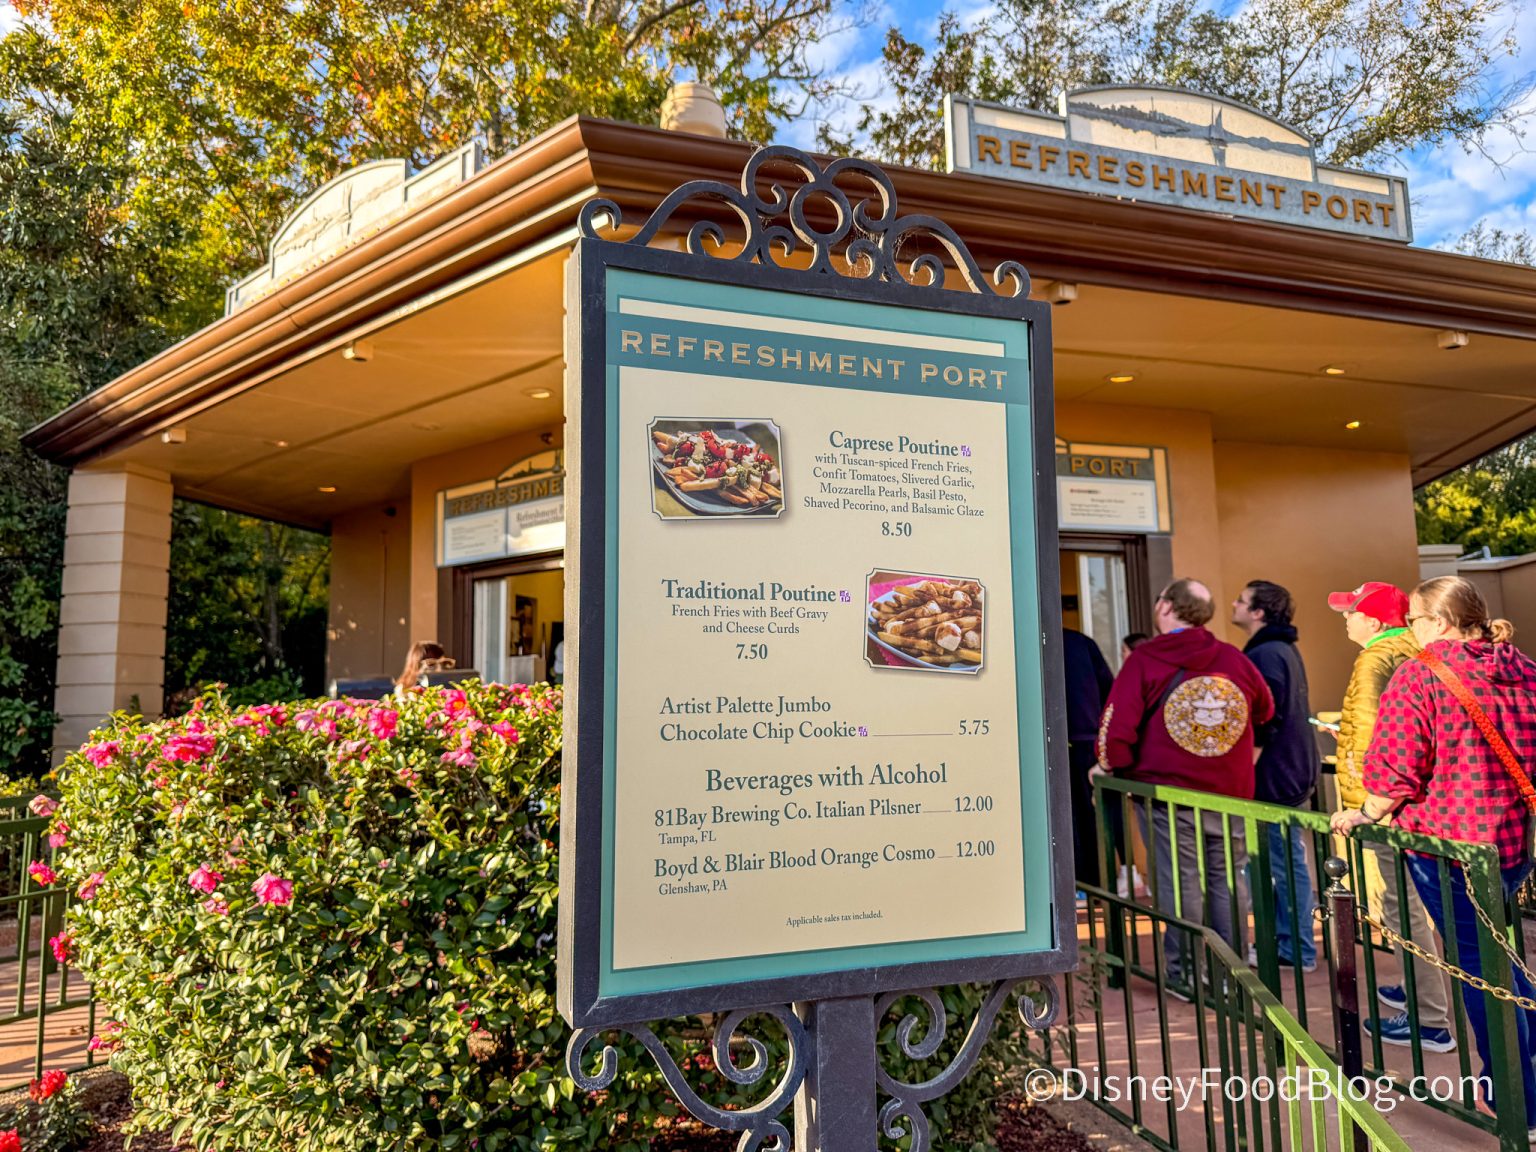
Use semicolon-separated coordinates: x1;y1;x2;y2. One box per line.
559;243;1068;1027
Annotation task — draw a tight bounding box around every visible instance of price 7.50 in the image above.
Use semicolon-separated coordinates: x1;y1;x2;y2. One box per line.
736;643;768;660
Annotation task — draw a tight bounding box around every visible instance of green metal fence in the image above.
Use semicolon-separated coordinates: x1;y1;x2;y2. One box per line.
1027;883;1411;1152
0;800;96;1087
1087;776;1529;1152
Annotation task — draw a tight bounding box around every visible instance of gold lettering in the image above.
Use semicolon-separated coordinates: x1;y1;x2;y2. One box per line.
1067;151;1091;179
1352;199;1373;224
968;367;989;388
1326;195;1348;220
782;348;802;370
1377;203;1395;228
1125;160;1146;188
1214;175;1235;203
1266;183;1285;208
1240;179;1262;207
1097;155;1120;183
677;336;697;357
1301;190;1322;214
757;345;775;367
1009;139;1032;169
838;354;856;376
650;332;670;356
976;134;1002;163
888;359;905;379
809;351;832;373
704;340;724;361
731;341;750;364
1182;170;1207;197
1038;145;1061;171
921;363;939;384
621;330;642;353
862;357;883;378
1151;165;1175;192
991;369;1007;389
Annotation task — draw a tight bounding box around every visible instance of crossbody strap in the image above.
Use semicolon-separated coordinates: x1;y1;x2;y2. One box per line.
1138;668;1187;742
1417;648;1536;815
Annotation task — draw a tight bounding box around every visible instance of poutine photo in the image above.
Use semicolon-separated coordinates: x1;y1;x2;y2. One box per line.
648;419;784;519
866;571;985;674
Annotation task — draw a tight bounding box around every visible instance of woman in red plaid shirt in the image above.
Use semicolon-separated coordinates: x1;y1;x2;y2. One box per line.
1332;576;1536;1130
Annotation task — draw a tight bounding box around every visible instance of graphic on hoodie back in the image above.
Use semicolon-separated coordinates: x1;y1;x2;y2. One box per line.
1164;676;1250;757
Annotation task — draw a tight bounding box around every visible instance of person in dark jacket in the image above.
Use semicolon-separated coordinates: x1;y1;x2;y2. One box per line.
1064;627;1115;884
1232;580;1322;972
1094;578;1275;991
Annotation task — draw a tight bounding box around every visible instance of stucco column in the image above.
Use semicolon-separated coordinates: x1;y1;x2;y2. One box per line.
52;465;173;761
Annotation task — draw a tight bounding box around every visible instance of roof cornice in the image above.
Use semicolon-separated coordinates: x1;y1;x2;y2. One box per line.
26;117;1536;466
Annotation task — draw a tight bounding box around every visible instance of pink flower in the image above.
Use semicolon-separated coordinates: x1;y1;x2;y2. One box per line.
28;861;56;887
188;865;223;894
47;825;68;850
440;746;477;768
202;896;230;916
336;738;372;763
89;1021;123;1053
78;872;105;901
398;767;420;787
490;722;520;744
368;708;399;740
49;932;73;965
443;689;469;714
251;873;294;906
83;741;120;768
28;794;58;818
163;733;216;762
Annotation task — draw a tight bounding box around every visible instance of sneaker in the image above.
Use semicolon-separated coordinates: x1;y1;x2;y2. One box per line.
1245;945;1318;974
1377;984;1407;1012
1366;1012;1457;1053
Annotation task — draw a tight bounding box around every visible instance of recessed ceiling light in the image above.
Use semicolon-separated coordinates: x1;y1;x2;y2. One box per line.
1106;373;1135;384
1324;365;1346;376
270;439;289;449
523;387;553;400
318;485;337;493
1345;421;1361;430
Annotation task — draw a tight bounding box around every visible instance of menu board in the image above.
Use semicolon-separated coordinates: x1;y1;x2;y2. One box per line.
561;251;1063;1024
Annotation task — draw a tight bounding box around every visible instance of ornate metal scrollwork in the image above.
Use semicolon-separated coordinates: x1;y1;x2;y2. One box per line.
566;1006;809;1152
874;979;1060;1152
579;144;1028;299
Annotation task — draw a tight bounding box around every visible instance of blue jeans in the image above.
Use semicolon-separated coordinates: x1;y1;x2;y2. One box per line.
1408;855;1536;1122
1268;822;1317;967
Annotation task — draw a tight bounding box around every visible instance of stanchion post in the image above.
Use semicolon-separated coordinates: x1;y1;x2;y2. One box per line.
794;996;878;1152
1324;856;1367;1152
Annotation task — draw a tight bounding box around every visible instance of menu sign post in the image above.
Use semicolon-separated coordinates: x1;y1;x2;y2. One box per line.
558;147;1070;1151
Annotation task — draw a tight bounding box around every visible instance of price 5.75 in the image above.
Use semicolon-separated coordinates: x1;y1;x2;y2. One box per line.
958;718;990;735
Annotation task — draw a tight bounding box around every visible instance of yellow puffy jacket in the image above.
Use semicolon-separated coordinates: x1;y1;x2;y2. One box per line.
1335;627;1420;809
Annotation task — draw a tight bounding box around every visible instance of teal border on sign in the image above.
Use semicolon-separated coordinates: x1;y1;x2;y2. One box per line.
600;267;1050;999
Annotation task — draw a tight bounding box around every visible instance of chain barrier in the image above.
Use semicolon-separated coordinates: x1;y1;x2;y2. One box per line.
1356;868;1536;1013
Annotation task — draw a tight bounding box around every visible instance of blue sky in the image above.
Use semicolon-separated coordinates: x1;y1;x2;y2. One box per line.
5;0;1531;252
782;0;1536;252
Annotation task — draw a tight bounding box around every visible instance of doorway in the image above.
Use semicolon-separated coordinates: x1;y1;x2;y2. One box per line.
1059;534;1159;671
449;553;564;685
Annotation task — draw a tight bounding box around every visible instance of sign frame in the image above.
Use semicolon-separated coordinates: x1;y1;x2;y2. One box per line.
558;164;1072;1031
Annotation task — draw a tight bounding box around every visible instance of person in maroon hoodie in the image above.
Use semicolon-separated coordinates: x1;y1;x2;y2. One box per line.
1093;577;1275;994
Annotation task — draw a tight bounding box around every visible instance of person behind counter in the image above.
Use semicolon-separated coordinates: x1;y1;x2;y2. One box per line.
395;641;456;695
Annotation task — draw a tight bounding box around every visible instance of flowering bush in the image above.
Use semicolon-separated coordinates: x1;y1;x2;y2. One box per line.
56;682;649;1152
0;1068;92;1152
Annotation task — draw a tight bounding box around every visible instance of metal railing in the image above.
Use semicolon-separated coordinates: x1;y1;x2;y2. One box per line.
1028;883;1411;1152
1087;776;1530;1152
0;804;96;1086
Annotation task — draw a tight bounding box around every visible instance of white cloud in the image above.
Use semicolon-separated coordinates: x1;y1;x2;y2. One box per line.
0;4;22;34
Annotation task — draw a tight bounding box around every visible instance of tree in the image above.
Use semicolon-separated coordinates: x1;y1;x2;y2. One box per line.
1414;219;1536;556
823;0;1527;170
17;0;851;281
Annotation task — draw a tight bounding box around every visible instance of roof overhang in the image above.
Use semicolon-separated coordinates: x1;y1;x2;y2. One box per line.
27;116;1536;497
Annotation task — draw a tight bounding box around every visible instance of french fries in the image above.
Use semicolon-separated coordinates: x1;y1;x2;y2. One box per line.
653;425;782;511
869;579;984;670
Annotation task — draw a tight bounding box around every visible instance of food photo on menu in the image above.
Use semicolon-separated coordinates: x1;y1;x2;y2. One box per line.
648;418;784;519
866;571;985;673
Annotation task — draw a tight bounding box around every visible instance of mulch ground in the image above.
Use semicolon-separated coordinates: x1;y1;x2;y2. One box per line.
32;1074;1097;1151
